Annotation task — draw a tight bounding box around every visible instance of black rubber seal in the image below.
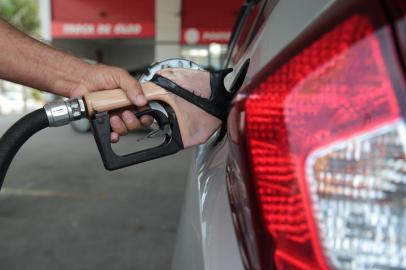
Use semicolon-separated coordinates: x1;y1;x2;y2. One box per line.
150;68;234;122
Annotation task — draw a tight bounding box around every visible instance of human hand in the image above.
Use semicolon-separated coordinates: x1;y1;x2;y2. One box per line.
69;64;153;143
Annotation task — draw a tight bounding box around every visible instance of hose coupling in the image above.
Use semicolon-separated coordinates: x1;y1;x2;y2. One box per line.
44;98;86;127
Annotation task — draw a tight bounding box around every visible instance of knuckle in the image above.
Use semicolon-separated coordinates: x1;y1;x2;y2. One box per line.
126;118;141;130
117;68;132;81
112;66;125;74
140;115;153;126
113;68;129;84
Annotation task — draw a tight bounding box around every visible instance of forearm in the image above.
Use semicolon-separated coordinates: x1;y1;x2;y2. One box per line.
0;19;90;97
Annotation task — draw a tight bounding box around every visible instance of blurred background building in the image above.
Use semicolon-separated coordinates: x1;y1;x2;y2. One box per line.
0;0;243;115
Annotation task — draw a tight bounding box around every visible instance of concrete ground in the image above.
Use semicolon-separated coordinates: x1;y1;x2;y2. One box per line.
0;115;192;270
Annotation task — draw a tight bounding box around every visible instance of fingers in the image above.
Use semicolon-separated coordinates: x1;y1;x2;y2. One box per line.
114;71;155;132
121;110;141;130
110;114;128;136
140;115;154;126
111;132;120;143
116;69;147;107
110;110;151;143
110;110;143;133
135;106;154;127
109;68;156;143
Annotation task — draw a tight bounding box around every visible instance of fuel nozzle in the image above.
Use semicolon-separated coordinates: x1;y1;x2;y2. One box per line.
42;58;242;170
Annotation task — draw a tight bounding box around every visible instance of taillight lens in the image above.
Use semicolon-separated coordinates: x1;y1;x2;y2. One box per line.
306;120;406;269
230;6;406;270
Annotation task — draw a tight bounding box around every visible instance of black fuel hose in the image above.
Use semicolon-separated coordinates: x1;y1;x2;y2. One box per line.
0;108;49;189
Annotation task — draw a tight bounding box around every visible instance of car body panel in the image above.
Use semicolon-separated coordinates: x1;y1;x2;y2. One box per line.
172;138;244;270
171;0;334;269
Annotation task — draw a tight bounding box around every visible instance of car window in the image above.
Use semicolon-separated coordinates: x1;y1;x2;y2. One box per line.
243;0;278;51
223;0;259;67
230;2;264;64
224;0;277;67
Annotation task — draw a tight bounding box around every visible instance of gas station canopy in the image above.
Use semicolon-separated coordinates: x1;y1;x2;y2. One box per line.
51;0;243;45
181;0;243;45
51;0;155;39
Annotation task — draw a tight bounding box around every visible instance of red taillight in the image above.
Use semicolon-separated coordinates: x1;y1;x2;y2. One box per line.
227;1;406;269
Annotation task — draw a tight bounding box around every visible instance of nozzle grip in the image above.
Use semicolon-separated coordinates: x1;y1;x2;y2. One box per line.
84;89;131;116
83;83;174;117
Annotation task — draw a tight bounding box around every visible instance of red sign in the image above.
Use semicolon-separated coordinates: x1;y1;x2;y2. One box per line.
52;22;154;39
51;0;155;39
181;28;232;45
181;0;243;45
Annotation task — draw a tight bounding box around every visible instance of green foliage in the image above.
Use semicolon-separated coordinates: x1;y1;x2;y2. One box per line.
0;0;39;35
30;89;42;101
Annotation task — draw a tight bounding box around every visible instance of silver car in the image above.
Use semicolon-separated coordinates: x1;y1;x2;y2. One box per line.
172;0;406;269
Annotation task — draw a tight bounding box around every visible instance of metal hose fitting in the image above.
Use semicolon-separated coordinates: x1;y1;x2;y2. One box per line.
43;98;86;127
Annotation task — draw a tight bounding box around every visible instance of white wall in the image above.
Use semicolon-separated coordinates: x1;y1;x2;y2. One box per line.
38;0;51;41
53;39;155;71
104;43;155;71
155;0;181;61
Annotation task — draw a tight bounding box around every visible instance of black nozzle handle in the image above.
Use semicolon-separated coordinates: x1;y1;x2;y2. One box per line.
90;107;184;171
